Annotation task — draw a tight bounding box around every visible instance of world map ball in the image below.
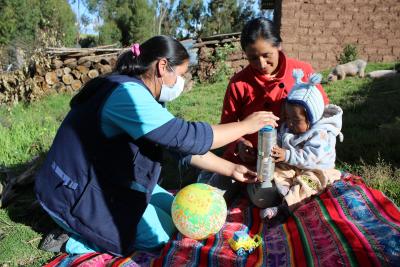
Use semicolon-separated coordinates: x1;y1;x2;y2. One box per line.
171;183;227;240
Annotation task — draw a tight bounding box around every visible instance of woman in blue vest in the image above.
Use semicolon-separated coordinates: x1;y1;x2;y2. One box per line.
35;35;278;256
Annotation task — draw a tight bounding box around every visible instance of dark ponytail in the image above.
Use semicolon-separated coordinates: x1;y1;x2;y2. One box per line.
116;35;190;76
240;18;282;51
70;35;189;107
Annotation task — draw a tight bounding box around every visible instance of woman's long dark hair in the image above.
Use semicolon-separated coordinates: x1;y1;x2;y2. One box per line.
116;35;189;76
240;18;282;50
70;35;189;107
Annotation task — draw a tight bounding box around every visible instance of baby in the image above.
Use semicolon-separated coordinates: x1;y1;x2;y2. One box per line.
260;69;343;223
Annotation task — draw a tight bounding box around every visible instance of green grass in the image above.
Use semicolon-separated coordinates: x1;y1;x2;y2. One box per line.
0;62;399;265
0;94;71;266
321;63;400;202
0;94;71;168
167;81;227;124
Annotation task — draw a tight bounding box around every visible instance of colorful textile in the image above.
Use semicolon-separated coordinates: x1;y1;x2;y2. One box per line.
45;173;400;267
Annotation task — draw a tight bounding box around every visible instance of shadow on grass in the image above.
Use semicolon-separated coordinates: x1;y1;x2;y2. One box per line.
336;74;400;167
0;156;57;236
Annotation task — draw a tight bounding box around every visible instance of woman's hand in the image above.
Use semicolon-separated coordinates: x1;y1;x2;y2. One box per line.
190;152;257;183
230;164;258;183
236;138;257;163
210;111;278;150
241;111;279;135
271;145;286;162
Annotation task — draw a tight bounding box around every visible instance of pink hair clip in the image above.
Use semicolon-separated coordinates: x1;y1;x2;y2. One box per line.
131;43;140;57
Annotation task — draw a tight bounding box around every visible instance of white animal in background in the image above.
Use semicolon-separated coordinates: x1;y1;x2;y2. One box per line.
327;59;367;82
366;70;398;79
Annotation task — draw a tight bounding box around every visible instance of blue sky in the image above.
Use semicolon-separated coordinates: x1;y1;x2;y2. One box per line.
69;0;99;35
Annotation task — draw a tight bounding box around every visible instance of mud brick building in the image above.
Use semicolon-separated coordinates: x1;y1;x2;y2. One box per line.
275;0;399;70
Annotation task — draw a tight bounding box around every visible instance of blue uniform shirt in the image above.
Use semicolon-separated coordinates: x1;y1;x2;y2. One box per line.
101;82;174;139
100;80;213;171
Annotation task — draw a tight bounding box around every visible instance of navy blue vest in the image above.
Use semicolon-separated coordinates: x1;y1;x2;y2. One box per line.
35;75;162;256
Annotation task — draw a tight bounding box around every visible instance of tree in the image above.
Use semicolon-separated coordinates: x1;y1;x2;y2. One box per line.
83;0;257;42
232;0;258;32
0;3;18;45
86;0;156;45
40;0;78;46
160;7;180;37
153;0;179;35
0;0;41;45
201;0;240;37
176;0;256;38
98;21;122;45
128;0;156;43
0;0;77;46
175;0;206;38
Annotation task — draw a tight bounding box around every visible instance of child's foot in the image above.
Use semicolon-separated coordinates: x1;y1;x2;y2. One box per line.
276;185;289;196
260;203;291;226
260;206;279;220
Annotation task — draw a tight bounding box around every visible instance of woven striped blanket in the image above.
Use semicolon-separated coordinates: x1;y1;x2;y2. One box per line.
45;173;400;267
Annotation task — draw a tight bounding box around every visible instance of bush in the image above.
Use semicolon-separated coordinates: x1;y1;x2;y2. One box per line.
337;44;358;64
208;43;237;83
79;35;99;48
98;21;122;45
0;0;77;47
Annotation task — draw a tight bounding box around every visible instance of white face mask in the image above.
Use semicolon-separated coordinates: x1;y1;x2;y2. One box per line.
159;75;185;102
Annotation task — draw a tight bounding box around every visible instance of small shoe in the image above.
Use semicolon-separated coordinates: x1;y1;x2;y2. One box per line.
260;207;279;220
39;229;70;253
265;203;291;227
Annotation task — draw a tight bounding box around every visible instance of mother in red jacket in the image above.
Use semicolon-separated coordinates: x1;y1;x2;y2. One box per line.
199;18;329;201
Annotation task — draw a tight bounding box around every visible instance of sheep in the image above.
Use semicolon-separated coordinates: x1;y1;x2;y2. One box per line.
327;59;367;82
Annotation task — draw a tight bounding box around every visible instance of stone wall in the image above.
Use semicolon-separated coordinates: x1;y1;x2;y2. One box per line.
279;0;400;70
196;41;246;83
194;0;399;77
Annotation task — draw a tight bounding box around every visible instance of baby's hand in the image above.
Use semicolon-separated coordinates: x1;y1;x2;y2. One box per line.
271;146;286;162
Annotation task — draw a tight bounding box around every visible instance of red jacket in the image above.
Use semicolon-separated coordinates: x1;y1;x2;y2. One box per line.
221;52;329;164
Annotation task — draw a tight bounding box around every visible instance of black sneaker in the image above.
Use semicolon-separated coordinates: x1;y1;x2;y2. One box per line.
39;229;70;253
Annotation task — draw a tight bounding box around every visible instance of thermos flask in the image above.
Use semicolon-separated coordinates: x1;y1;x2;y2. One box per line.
247;126;280;208
257;126;276;183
